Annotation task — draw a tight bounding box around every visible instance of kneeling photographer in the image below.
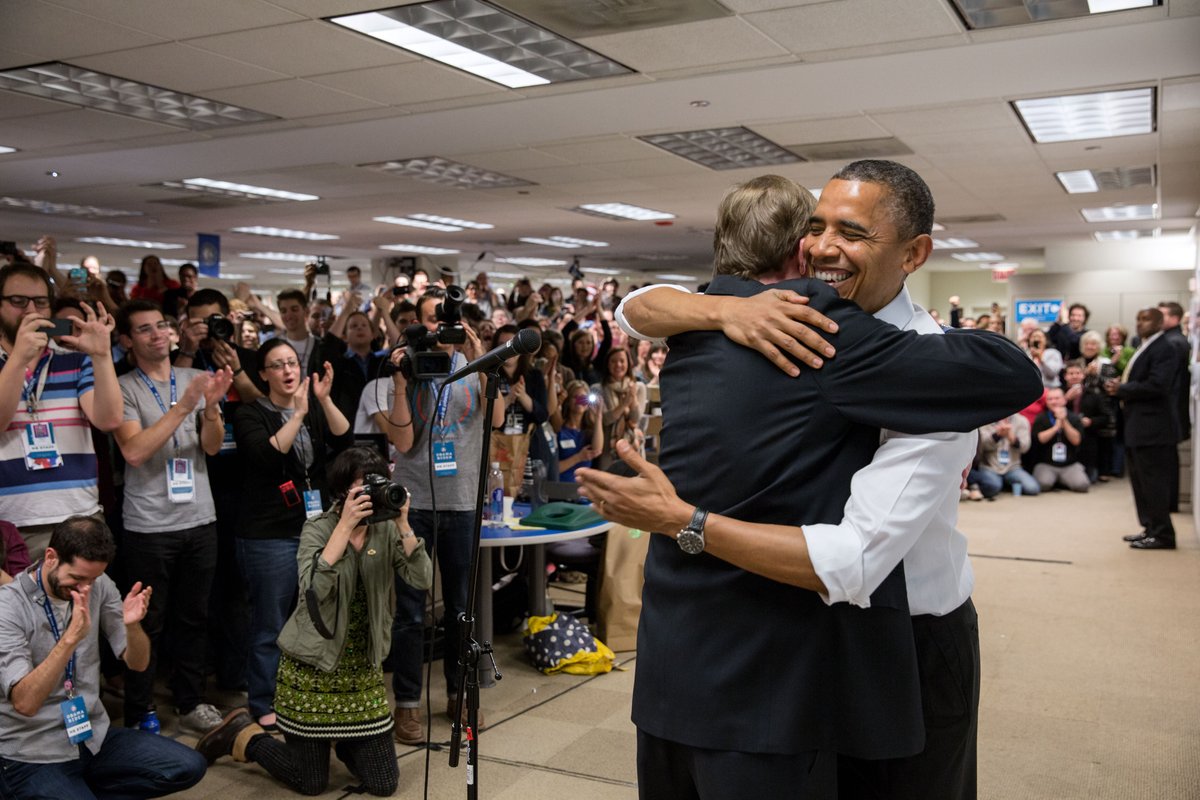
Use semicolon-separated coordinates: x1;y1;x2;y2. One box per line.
383;288;505;745
196;446;431;796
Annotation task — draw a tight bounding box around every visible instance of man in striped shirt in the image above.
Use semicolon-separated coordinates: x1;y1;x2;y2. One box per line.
0;262;122;561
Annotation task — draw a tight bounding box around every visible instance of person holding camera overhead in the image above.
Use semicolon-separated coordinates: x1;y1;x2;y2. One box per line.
233;338;352;731
196;446;431;796
379;289;504;746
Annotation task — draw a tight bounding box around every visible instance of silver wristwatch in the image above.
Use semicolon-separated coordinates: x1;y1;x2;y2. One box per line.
676;507;709;555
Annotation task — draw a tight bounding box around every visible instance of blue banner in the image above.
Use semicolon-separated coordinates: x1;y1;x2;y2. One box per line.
1014;299;1062;324
197;233;220;278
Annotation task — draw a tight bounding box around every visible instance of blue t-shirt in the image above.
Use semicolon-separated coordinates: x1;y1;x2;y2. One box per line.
556;426;588;482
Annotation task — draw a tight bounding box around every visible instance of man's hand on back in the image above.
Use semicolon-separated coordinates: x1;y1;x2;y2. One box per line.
718;291;837;377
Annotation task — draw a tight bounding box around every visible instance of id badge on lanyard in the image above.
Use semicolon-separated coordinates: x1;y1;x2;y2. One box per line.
167;457;195;503
432;369;459;476
38;566;93;744
22;353;62;470
1052;442;1068;463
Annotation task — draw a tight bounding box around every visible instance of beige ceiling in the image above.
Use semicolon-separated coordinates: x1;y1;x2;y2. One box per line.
0;0;1197;287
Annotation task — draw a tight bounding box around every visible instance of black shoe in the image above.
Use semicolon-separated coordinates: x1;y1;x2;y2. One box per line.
1123;531;1148;542
195;708;255;764
1130;536;1176;550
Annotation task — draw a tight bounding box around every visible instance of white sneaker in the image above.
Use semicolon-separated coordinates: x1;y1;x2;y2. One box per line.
178;702;225;736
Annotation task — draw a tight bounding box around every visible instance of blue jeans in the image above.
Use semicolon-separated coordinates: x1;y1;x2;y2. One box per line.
236;536;299;719
392;509;474;704
0;726;206;800
973;467;1040;498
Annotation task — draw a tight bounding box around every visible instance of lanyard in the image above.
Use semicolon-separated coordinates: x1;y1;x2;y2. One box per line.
36;564;77;697
21;350;53;417
136;368;180;455
266;399;313;490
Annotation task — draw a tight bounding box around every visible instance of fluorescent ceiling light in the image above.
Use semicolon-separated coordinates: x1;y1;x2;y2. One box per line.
1056;170;1100;194
78;237;185;250
1;196;142;218
0;62;276;130
1056;165;1156;194
639;127;802;171
1013;88;1154;144
373;216;460;232
1081;204;1158;222
358;156;533;189
178;179;318;202
1088;0;1154;12
1093;230;1145;241
329;2;629;89
932;237;980;249
519;236;608;249
483;271;527;280
573;203;675;222
268;268;306;275
932;222;946;231
131;257;191;267
239;252;317;262
380;244;461;255
582;267;621;275
231;226;338;241
407;213;493;230
655;274;698;281
218;273;256;280
0;146;17;154
952;0;1158;29
952;252;1005;262
497;257;566;267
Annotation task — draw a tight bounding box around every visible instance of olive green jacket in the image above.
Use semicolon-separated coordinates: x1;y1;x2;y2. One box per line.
276;508;433;672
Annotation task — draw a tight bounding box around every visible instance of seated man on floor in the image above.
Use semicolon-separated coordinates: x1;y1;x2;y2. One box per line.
0;515;207;799
1030;387;1090;493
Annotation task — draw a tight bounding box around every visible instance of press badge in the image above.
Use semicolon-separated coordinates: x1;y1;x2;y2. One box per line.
22;422;63;470
167;458;195;503
504;411;523;436
1052;442;1068;463
433;441;458;476
303;489;323;519
60;696;93;744
219;421;237;454
997;445;1010;467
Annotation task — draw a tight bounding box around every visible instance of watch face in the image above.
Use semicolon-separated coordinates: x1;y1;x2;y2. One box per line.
677;529;704;555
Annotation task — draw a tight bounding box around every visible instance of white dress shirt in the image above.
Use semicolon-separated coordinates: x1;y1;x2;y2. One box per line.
615;283;974;617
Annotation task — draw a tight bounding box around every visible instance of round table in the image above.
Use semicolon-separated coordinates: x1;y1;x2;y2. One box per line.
474;520;612;687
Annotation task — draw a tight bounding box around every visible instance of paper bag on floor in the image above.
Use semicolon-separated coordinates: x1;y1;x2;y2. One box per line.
596;524;650;652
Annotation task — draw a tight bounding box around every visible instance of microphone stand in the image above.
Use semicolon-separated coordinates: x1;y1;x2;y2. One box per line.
446;365;502;798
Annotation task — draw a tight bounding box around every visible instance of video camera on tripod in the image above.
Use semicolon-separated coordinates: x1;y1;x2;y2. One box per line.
395;285;467;380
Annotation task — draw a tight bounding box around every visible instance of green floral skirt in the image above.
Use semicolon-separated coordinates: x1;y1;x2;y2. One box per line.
275;579;393;739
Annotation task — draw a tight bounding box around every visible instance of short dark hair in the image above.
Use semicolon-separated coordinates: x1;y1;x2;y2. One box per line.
1159;301;1184;320
1064;359;1086;372
179;263;198;277
187;288;229;315
49;516;116;565
277;289;307;308
52;296;85;316
115;300;163;336
0;262;54;300
495;324;519;340
257;337;296;372
831;159;935;240
326;446;390;501
1068;302;1090;322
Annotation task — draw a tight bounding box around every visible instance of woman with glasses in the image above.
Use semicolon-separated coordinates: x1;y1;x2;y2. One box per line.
233;338;352;731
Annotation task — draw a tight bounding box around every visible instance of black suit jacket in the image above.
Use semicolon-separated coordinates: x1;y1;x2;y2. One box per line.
1161;326;1190;441
1118;334;1182;447
633;275;1042;759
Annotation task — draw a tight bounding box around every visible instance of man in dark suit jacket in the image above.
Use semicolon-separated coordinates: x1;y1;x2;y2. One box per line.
1157;301;1190;511
579;175;1041;799
1110;307;1180;549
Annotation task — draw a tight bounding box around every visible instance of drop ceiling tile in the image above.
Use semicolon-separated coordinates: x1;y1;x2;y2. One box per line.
747;0;962;53
1162;77;1200;111
753;115;890;146
903;128;1033;155
0;48;42;70
0;90;78;118
72;43;289;93
722;0;834;10
45;0;304;39
597;157;703;179
0;109;178;149
1169;0;1200;15
798;33;968;62
533;136;661;165
308;63;502;106
297;107;409;129
259;0;375;15
188;21;410;78
449;149;573;172
578;18;788;73
203;79;384;118
507;164;614;186
1;2;164;60
871;103;1021;136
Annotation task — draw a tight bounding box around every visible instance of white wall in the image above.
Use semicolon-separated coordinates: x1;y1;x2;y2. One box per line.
1006;270;1191;332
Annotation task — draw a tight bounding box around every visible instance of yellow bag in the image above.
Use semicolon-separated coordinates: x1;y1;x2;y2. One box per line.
522;613;615;675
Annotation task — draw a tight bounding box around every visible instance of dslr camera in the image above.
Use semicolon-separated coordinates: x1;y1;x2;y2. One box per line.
204;313;235;343
362;472;408;524
313;255;331;277
397;285;467;380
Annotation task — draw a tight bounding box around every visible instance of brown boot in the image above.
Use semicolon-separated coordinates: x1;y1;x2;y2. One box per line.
195;708;264;764
393;707;424;746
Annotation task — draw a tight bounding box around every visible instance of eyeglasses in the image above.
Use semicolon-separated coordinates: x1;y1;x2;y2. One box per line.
132;321;171;336
2;295;52;310
265;359;300;371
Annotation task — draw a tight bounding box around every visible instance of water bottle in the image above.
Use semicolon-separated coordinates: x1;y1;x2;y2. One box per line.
1012;482;1023;497
486;462;504;522
137;709;161;734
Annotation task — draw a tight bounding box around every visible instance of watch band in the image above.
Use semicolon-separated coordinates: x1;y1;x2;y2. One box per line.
688;506;708;534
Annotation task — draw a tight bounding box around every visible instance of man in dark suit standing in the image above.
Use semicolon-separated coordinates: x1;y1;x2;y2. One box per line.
1109;307;1181;549
578;173;1041;799
1157;301;1190;511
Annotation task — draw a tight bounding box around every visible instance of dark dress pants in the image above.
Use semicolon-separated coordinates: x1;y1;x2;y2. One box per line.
1127;444;1176;541
838;599;980;800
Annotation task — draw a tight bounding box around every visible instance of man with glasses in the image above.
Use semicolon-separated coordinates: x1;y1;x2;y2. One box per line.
113;300;233;736
0;263;122;562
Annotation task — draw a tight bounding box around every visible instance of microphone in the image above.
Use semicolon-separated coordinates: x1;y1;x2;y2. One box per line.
441;328;541;386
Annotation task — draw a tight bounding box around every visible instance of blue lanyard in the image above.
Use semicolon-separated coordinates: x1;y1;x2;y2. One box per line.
36;564;77;697
135;368;179;454
20;351;52;416
433;354;459;432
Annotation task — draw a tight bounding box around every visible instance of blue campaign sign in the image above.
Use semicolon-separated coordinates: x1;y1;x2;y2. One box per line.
1015;299;1062;324
197;233;220;278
